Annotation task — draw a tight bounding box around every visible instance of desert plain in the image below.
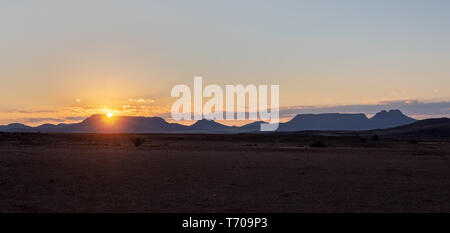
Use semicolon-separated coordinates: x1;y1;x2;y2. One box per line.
0;132;449;212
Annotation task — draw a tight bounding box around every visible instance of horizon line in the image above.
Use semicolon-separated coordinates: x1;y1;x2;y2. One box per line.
0;109;433;128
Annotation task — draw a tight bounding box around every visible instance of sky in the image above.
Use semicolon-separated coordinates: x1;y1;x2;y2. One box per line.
1;0;450;125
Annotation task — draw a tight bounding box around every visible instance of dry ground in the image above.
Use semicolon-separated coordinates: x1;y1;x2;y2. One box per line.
0;133;449;212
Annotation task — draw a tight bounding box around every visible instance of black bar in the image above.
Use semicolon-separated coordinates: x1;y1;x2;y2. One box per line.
0;213;448;232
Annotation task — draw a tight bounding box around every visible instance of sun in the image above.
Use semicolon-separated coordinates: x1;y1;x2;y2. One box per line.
106;112;113;118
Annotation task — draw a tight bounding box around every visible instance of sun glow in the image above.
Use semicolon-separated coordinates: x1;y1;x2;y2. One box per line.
107;112;113;118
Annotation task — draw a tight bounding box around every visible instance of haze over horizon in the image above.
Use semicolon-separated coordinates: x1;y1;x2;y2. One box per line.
2;0;450;125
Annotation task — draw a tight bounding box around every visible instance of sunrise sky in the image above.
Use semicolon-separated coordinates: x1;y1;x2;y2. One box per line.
1;0;450;125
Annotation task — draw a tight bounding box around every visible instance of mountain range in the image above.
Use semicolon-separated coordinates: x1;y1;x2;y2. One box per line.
0;109;424;134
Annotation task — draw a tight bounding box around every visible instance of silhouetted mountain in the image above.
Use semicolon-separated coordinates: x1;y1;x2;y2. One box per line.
277;110;415;132
279;113;369;131
0;110;418;133
34;123;66;132
190;119;228;130
0;123;32;132
61;114;189;133
368;109;416;129
189;119;235;133
375;118;450;137
240;121;267;131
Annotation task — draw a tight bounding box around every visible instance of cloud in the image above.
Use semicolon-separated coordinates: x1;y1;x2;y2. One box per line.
17;109;58;114
13;116;87;125
23;117;66;123
64;117;86;121
128;98;155;103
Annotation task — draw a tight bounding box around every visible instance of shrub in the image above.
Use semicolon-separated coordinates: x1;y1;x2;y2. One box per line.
360;138;367;143
372;135;380;141
409;140;418;144
130;136;145;147
310;141;327;148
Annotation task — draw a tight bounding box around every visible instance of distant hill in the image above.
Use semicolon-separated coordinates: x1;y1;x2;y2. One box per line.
368;109;416;129
374;118;450;137
0;110;419;133
190;119;231;131
0;123;32;132
240;121;267;131
278;113;369;131
276;109;416;131
187;119;238;133
64;115;191;133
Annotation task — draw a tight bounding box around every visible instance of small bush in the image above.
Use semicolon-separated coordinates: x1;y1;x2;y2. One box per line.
360;138;367;143
310;141;327;148
409;140;418;144
130;136;145;147
372;135;380;141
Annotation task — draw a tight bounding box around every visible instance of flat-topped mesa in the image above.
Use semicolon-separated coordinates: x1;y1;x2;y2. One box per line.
281;113;369;131
290;113;369;122
69;115;175;133
278;110;416;131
